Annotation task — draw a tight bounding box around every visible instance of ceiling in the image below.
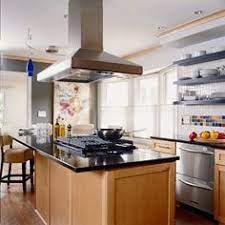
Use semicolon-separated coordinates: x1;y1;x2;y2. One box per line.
1;0;225;60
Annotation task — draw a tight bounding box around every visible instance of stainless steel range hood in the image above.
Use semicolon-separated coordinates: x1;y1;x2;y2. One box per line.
37;0;143;83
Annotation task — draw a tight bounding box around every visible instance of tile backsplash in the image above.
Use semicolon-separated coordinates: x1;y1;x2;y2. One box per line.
184;115;225;127
176;57;225;136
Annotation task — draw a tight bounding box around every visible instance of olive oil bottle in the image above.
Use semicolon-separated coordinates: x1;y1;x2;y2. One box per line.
60;118;66;137
54;117;60;139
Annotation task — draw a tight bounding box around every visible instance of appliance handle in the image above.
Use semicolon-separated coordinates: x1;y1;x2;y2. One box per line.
178;178;213;191
179;147;214;155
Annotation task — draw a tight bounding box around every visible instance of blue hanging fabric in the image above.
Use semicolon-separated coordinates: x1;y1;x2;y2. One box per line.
27;58;34;77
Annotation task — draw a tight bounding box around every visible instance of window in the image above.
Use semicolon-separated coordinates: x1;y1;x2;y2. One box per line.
133;75;159;138
0;93;4;128
98;68;177;139
99;81;129;130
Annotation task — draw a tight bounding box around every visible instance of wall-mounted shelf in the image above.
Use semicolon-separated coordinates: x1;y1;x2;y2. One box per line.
174;75;225;86
173;99;225;106
173;50;225;66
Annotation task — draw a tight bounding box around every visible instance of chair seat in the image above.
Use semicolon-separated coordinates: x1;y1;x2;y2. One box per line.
4;148;33;163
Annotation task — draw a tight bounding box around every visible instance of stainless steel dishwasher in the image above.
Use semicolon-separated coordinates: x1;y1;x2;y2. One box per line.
176;143;214;214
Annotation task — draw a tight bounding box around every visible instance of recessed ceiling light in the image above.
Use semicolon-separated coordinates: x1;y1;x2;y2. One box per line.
157;26;167;31
194;10;203;15
46;45;59;53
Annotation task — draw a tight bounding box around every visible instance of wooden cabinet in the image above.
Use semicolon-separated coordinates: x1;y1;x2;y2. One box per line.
215;150;225;225
49;160;72;225
35;152;176;225
151;139;176;155
35;153;50;224
216;150;225;166
104;163;176;225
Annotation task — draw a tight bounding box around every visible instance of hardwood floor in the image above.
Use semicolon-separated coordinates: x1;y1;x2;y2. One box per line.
0;163;44;225
176;206;217;225
1;184;44;225
0;182;218;225
0;164;218;225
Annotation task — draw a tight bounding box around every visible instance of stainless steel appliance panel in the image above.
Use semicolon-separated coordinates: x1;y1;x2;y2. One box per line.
176;174;213;214
176;143;214;182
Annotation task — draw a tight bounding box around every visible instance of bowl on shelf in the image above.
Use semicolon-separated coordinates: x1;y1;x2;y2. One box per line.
180;53;192;60
199;69;218;77
210;92;225;99
178;77;192;81
210;46;225;53
193;50;206;57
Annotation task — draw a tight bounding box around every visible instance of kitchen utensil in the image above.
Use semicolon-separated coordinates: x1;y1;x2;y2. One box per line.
97;128;124;141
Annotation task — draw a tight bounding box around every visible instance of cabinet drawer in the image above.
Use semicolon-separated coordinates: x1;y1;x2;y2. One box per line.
215;150;225;166
151;139;176;155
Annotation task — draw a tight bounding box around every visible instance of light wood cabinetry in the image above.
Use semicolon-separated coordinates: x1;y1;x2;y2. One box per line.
35;152;176;225
151;139;176;155
35;153;50;224
104;163;176;225
215;149;225;225
216;150;225;166
71;172;104;225
49;160;72;225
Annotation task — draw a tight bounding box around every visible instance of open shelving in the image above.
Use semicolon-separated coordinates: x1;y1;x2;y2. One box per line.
173;50;225;66
173;75;225;86
173;99;225;106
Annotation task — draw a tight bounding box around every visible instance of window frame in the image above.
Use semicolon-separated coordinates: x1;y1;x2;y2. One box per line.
98;67;177;139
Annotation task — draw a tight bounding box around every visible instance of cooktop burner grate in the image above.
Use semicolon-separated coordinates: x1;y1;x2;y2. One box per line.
55;135;136;156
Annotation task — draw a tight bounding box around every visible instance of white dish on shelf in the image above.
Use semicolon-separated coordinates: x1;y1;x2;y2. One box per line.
211;92;225;99
180;53;192;60
199;69;218;77
183;96;197;101
210;46;225;53
194;50;206;57
178;77;192;81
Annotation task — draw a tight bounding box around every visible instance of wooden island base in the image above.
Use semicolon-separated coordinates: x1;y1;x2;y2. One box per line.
35;152;176;225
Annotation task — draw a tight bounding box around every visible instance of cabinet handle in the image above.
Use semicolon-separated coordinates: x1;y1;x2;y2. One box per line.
178;178;213;191
156;144;171;149
179;147;214;155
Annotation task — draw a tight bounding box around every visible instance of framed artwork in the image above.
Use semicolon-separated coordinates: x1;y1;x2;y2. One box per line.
54;82;90;126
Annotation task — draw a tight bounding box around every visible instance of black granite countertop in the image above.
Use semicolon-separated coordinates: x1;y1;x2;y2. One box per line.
11;134;179;173
151;135;225;149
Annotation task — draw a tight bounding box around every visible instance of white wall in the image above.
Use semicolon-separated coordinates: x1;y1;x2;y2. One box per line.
130;36;225;73
128;35;225;137
129;46;179;72
1;71;27;134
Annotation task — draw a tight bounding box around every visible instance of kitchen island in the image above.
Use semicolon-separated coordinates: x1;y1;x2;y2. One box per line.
12;134;179;225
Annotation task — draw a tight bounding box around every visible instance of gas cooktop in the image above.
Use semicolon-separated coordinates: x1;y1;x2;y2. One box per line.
55;135;136;156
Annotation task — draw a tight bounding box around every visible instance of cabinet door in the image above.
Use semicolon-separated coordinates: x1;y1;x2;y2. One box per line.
49;160;72;225
215;150;225;166
35;153;50;224
215;165;225;224
151;139;176;155
105;163;176;225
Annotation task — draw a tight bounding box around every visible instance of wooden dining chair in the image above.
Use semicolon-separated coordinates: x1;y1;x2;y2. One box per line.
0;135;34;192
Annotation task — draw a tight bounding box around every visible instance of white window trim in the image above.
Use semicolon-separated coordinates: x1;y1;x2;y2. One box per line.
97;68;177;140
